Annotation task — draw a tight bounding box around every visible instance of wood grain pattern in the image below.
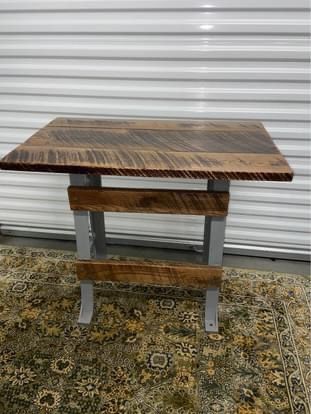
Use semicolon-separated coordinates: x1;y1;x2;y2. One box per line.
68;186;229;216
76;259;222;288
48;117;266;131
0;117;293;181
24;128;280;154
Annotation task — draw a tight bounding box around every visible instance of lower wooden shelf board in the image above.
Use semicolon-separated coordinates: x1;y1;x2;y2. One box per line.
76;258;222;289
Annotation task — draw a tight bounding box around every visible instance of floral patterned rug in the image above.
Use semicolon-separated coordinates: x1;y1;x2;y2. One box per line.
0;245;309;414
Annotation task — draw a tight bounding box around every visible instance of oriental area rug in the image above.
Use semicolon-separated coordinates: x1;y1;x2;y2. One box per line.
0;245;309;414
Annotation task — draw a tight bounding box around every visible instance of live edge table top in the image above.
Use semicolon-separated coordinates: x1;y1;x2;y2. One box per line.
0;117;293;181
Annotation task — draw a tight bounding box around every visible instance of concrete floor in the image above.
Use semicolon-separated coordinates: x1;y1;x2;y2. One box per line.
0;235;309;277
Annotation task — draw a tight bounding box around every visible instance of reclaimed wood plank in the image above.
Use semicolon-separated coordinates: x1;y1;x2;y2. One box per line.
0;146;293;180
0;117;293;181
25;127;280;154
48;117;266;131
76;259;222;288
68;186;229;216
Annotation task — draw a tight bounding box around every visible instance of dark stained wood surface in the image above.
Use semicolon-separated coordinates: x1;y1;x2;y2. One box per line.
68;186;229;216
76;258;222;288
0;117;293;181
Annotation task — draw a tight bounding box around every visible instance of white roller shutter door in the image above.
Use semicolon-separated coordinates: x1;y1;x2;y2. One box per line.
0;1;309;259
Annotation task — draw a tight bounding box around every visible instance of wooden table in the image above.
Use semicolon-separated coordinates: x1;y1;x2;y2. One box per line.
0;117;293;332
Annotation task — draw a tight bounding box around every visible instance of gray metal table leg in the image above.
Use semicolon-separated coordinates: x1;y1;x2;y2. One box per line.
203;180;229;333
87;175;107;259
70;174;107;325
79;280;94;326
205;288;220;332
